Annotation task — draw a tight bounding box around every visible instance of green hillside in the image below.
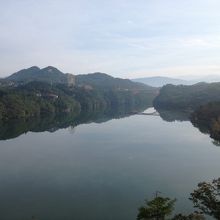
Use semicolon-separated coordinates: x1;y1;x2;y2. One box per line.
76;72;154;91
6;66;75;85
153;82;220;110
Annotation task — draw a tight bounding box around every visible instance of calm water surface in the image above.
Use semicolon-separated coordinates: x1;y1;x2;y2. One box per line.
0;108;219;220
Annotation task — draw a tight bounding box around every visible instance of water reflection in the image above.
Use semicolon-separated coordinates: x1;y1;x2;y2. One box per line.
212;140;220;147
0;105;218;143
156;108;191;122
1;106;220;220
0;105;148;140
156;107;220;143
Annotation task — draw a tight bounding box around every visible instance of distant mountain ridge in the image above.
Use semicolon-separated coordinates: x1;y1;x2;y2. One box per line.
132;76;192;87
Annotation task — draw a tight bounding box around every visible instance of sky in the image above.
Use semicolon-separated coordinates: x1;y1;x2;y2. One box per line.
1;0;220;78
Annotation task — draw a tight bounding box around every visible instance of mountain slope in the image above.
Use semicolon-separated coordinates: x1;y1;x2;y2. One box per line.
6;66;75;85
153;82;220;110
0;66;160;121
76;72;155;91
5;67;156;91
132;76;191;87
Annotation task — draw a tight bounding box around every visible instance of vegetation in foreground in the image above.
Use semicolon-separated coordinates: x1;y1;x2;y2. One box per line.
137;178;220;220
24;178;220;220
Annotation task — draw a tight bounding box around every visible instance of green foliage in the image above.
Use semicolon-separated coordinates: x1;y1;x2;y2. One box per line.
190;178;220;219
2;94;27;118
1;66;158;120
137;196;176;220
75;72;155;91
0;82;81;120
137;175;220;220
6;66;157;92
137;177;220;220
137;194;207;220
154;82;220;110
0;101;5;120
137;195;206;220
0;79;155;121
6;66;70;84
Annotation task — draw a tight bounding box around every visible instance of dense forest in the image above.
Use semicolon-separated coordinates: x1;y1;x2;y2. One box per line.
151;81;220;141
5;66;75;85
0;82;156;120
0;66;158;121
0;82;80;120
153;82;220;110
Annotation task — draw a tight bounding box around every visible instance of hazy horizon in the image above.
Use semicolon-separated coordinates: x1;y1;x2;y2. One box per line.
1;0;220;78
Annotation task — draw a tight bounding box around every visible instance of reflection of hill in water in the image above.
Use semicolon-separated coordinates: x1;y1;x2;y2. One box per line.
157;107;220;143
190;119;210;134
191;119;220;143
0;105;148;141
156;108;191;122
3;105;217;142
191;115;220;142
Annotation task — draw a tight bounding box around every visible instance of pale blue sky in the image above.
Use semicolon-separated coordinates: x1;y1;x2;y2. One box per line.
1;0;220;78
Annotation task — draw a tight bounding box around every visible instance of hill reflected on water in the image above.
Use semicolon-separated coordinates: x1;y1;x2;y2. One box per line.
1;105;219;144
0;105;147;141
156;108;191;122
156;107;220;143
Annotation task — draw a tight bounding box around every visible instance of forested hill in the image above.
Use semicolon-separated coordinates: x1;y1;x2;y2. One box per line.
6;66;75;85
76;72;154;90
4;66;155;92
0;66;158;121
153;82;220;110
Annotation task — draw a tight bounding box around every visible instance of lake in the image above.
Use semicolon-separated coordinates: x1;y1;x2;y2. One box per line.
0;107;219;220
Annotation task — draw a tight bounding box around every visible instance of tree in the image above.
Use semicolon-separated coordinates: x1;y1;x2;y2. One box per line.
190;178;220;219
138;177;220;220
137;195;176;220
